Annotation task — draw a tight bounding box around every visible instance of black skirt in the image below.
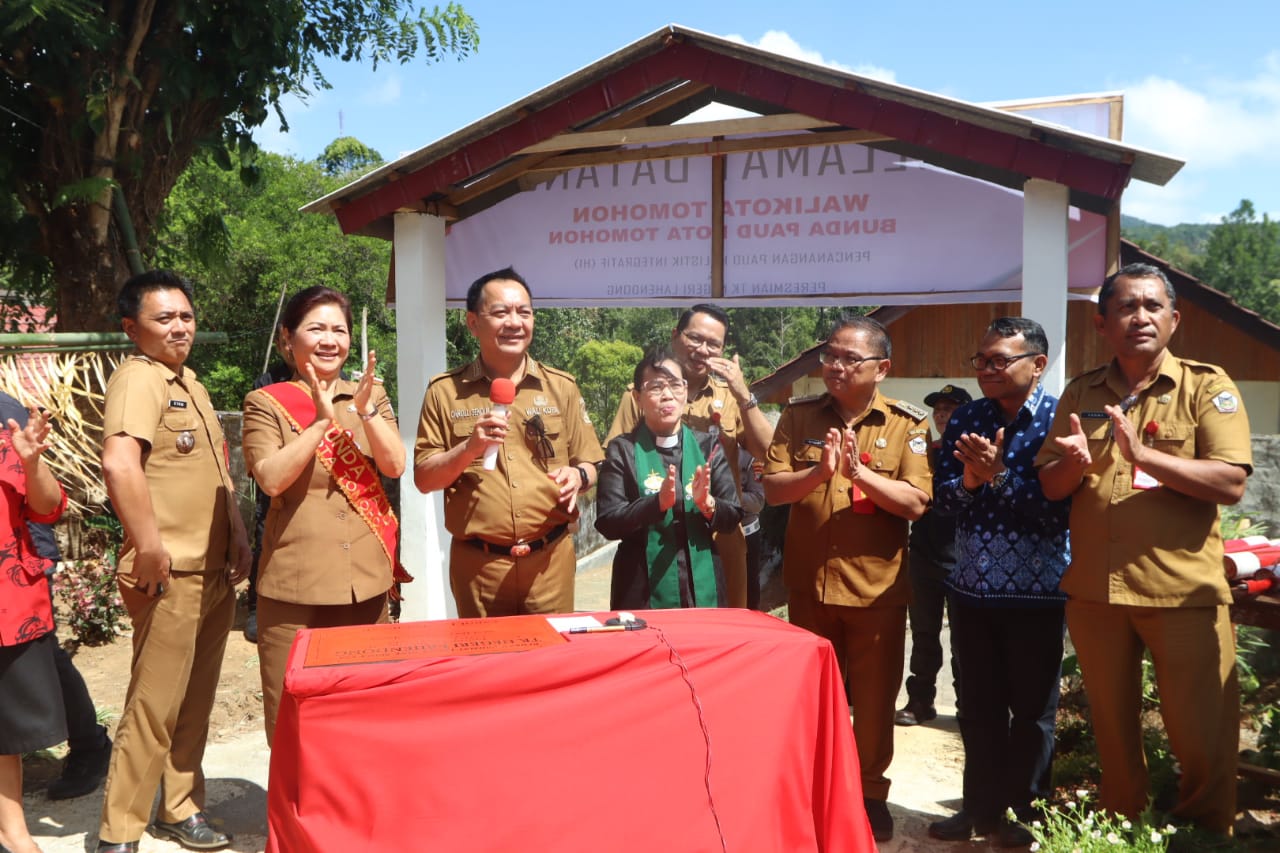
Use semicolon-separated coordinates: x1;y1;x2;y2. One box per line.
0;631;68;754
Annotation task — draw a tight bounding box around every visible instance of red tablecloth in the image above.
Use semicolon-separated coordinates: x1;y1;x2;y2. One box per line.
267;609;872;852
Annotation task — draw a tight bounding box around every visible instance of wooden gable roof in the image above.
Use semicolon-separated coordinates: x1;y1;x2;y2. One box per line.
304;25;1182;240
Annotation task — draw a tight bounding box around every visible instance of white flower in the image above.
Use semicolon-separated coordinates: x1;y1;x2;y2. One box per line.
1032;820;1042;828
1091;829;1102;838
1121;820;1131;830
1150;830;1162;843
1106;832;1121;844
1030;844;1040;852
1075;788;1089;799
1065;801;1076;809
1164;825;1178;835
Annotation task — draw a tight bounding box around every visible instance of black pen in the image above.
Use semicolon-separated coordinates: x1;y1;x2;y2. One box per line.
568;624;644;634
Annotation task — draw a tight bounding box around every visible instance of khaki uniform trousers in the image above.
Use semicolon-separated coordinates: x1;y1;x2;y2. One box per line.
715;525;748;609
789;594;907;801
449;532;576;618
1066;600;1238;833
98;570;234;844
257;594;389;745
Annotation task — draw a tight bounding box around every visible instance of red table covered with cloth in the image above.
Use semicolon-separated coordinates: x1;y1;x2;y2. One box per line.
266;608;873;852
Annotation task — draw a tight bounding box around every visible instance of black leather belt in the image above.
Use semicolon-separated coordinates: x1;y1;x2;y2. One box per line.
461;524;569;558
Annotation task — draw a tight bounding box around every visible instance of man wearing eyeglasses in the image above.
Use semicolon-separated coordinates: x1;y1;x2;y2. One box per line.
761;314;932;843
414;267;604;618
927;317;1070;847
1037;264;1252;835
606;304;775;608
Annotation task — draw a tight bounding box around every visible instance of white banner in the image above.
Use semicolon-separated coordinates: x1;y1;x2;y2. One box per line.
444;142;1105;305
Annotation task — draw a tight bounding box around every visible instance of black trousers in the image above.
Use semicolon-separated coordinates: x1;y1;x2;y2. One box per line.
950;596;1065;821
904;548;958;707
52;642;108;753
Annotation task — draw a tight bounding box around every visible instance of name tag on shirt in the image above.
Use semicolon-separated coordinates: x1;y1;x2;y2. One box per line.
168;399;188;409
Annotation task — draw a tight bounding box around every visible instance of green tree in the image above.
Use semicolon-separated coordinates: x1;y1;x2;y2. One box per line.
153;148;398;409
319;136;384;177
1;0;476;331
1190;200;1280;323
570;339;643;441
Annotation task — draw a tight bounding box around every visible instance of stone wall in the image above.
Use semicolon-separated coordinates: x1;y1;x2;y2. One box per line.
1242;435;1280;534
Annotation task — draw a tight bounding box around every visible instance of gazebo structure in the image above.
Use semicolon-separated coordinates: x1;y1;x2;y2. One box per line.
303;25;1183;621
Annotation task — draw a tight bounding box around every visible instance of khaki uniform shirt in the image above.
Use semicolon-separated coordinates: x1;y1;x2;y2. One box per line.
1035;354;1252;607
608;375;747;494
242;379;398;605
415;358;605;543
102;356;234;574
764;390;932;607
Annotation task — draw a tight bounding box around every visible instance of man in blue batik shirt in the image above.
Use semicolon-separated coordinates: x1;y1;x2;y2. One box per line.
927;317;1071;848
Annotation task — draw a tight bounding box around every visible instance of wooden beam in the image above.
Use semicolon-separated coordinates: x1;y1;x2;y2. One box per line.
515;128;891;182
710;144;725;299
515;112;842;156
445;82;713;208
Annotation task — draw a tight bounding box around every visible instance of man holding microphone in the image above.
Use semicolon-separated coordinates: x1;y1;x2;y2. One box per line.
415;267;604;618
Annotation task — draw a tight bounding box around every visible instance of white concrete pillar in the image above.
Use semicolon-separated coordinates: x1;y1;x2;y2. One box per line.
1022;179;1069;395
393;212;454;621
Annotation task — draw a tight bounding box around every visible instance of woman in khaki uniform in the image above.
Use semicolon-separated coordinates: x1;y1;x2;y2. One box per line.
242;287;406;743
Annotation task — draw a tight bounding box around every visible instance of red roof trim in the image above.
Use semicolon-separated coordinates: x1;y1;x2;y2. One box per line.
335;39;1134;235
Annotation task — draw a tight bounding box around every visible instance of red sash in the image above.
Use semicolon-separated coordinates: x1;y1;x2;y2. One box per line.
260;382;413;591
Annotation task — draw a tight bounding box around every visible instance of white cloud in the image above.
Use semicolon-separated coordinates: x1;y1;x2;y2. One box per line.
1122;52;1280;167
723;30;897;83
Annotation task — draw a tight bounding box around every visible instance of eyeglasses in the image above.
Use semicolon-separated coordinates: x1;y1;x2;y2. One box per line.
969;353;1035;372
818;349;885;369
524;414;555;466
679;330;724;354
639;379;688;397
479;304;533;321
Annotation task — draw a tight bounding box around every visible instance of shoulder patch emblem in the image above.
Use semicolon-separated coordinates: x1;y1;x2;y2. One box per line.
908;435;929;455
891;399;929;421
1211;390;1238;414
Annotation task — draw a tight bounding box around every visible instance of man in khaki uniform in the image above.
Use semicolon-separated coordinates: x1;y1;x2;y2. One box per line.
607;304;775;608
762;315;931;843
415;267;604;618
97;271;251;853
1038;263;1252;834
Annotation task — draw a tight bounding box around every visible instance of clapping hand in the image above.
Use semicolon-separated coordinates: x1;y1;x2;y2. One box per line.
658;464;679;511
302;362;338;424
353;350;380;418
7;406;52;464
691;463;712;513
1053;414;1092;468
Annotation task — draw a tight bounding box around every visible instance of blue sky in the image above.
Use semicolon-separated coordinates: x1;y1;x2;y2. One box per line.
256;0;1280;227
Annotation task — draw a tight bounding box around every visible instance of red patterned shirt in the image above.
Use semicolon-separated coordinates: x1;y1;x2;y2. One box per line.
0;430;67;645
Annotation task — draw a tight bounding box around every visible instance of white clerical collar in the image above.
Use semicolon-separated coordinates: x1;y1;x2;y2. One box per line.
655;432;679;448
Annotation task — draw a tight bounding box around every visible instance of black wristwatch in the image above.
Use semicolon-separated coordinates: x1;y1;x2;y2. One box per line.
576;465;590;489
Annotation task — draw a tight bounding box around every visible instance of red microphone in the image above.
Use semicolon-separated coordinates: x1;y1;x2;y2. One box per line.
483;378;517;471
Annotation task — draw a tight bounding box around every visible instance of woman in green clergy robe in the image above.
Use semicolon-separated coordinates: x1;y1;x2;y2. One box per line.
595;346;742;610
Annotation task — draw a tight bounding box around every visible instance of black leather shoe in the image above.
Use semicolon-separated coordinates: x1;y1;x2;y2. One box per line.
244;609;258;643
894;700;937;726
997;819;1035;848
96;842;139;853
928;810;1001;841
863;797;894;842
151;812;231;850
48;735;112;800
